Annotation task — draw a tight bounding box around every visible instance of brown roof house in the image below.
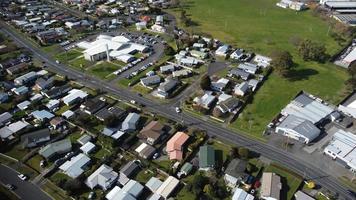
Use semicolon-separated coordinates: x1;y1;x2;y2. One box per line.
260;172;282;200
138;121;164;145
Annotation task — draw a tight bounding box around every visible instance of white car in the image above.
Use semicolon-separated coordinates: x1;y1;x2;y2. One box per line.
55;60;60;64
18;174;28;181
175;107;182;113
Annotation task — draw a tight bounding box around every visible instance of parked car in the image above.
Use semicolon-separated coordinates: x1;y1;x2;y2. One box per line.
18;174;28;181
5;184;15;190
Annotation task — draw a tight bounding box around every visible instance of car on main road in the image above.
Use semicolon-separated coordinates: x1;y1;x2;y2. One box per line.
175;107;181;113
5;184;15;190
18;174;28;181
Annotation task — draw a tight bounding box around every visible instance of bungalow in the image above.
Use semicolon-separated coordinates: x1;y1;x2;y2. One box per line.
254;54;272;68
0;93;9;103
12;86;29;95
166;132;190;161
80;142;96;154
59;153;91;178
294;191;315;200
230;49;245;60
172;69;192;78
21;129;51;148
211;78;229;92
0;121;29;140
238;63;258;74
146;177;162;193
140;75;161;87
14;71;37;85
95;106;126;122
139;121;165;145
260;172;282;200
232;188;254;200
234;82;249;96
224;159;248;188
216;98;241;114
193;43;206;49
157;79;179;99
62;110;75;119
17;101;31;110
228;69;251;80
178;56;200;67
155;176;180;199
151;24;166;33
31;110;55;122
39;138;72;159
46;99;60;111
34;77;54;90
248;79;260;92
194;92;216;109
121;113;140;132
160;64;176;74
62;89;88;106
80;98;106;115
43;85;71;99
77;134;92;146
190;50;208;59
6;63;28;75
119;161;140;186
49;117;65;130
86;164;118;191
136;21;147;30
199;145;216;171
0;112;12;127
106;180;144;200
178;162;193;178
135;142;156;159
215;44;230;57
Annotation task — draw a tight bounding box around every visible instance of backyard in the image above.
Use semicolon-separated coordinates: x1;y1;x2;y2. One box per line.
169;0;350;138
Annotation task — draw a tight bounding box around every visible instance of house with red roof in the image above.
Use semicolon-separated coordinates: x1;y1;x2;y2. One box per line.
166;132;189;161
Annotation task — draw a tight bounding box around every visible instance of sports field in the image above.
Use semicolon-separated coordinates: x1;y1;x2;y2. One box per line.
170;0;351;138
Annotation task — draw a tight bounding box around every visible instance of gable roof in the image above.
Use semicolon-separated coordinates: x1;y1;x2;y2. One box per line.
166;132;189;160
199;145;215;168
86;164;118;190
21;128;50;147
139;121;164;141
39;138;72;159
225;158;247;178
120;161;139;177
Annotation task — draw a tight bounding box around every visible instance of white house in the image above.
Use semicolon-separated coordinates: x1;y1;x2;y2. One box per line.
59;153;91;178
86;164;118;190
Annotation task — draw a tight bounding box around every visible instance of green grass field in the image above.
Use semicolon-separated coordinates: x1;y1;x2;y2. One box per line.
171;0;350;138
54;48;82;63
88;62;121;80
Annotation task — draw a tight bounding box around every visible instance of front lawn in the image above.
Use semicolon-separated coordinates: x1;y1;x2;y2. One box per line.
26;154;43;172
68;57;94;70
88;62;120;80
55;48;82;63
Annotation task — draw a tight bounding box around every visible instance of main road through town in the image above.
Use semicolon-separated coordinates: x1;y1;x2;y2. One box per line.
0;20;355;200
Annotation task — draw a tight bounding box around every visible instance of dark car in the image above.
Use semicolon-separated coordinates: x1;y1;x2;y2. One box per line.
5;184;15;190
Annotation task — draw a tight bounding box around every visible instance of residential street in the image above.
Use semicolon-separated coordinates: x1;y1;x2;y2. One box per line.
0;20;355;200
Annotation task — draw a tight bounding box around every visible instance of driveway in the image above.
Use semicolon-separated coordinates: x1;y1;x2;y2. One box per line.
0;165;52;200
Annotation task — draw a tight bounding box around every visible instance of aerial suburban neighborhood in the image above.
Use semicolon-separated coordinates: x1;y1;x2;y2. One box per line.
1;0;356;200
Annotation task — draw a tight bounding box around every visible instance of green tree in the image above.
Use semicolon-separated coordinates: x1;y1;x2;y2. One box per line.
191;173;208;195
200;75;211;90
348;61;356;79
203;184;216;198
238;147;250;160
270;50;294;77
297;39;327;62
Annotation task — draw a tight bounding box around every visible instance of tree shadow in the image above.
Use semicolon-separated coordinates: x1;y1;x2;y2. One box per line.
286;68;319;82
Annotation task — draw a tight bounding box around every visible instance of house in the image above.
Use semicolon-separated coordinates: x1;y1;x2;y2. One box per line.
190;50;208;59
276;115;320;144
6;63;28;75
232;188;254;200
139;121;165;145
234;82;249;96
260;172;282;200
0;93;9;103
39;138;72;159
166;132;190;161
157;79;180;99
34;77;54;90
106;180;144;200
178;57;201;67
0;112;12;127
80;98;106;115
49;117;65;129
229;69;251;80
248;79;260;92
199;145;216;171
230;49;245;60
135;142;156;159
238;63;258;74
216;98;241;114
178;162;193;178
215;44;230;57
59;153;91;178
155;176;180;199
172;69;192;78
156;15;164;25
145;177;162;193
294;191;315;200
21;129;51;148
211;78;229;92
62;110;75;119
12;86;29;95
136;21;147;30
30;93;43;102
119;161;140;186
338;92;356;118
140;75;161;87
194;92;216;109
17;101;31;110
62;89;88;106
151;24;166;33
224;159;248;188
0;121;29;140
31;110;55;122
86;164;118;191
80;142;96;154
254;54;272;68
77;134;92;145
46;99;60;111
160;64;176;74
14;71;37;85
324;129;356;172
43;85;71;98
121;113;140;132
95;106;126;122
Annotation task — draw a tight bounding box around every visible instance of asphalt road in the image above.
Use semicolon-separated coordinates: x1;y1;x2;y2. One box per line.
0;165;52;200
1;21;355;200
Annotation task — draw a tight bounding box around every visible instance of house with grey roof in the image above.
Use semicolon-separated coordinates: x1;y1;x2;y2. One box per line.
228;69;251;80
121;113;140;132
86;164;118;191
157;79;180;98
59;153;91;178
118;161;140;186
18;100;31;110
160;64;176;74
0;93;9;103
193;92;216;109
80;98;106;115
21;128;51;148
216;98;241;114
0;112;12;127
224;158;248;188
39;138;72;159
12;86;29;95
34;76;54;90
31;110;55;122
276;114;320;144
248;79;260;92
140;75;161;88
145;177;163;193
211;78;229;92
234;82;249;96
106;180;144;200
77;134;92;145
14;71;37;85
238;62;259;74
